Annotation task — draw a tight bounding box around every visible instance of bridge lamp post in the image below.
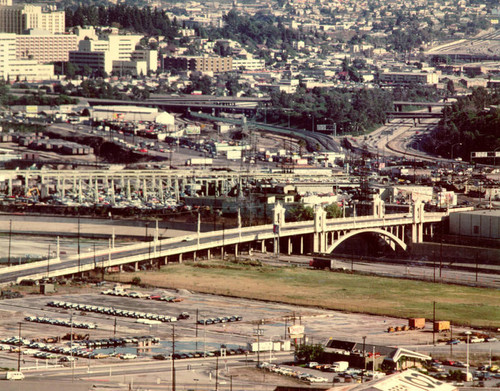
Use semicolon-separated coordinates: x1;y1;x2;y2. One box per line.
451;142;462;161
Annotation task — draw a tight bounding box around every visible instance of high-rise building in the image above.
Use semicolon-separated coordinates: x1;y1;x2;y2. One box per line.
16;29;77;63
0;4;65;34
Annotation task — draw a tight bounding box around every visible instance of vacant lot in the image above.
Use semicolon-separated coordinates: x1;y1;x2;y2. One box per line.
106;260;500;329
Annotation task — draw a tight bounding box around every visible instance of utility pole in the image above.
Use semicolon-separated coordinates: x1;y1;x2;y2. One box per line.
195;309;199;338
77;215;81;274
362;336;367;382
8;219;12;267
215;356;219;391
47;244;51;278
172;324;176;391
17;322;21;372
432;301;436;346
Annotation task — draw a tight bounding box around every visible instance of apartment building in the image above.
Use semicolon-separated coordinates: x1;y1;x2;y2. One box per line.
379;71;439;85
163;55;233;73
0;4;65;34
232;57;265;71
16;30;77;63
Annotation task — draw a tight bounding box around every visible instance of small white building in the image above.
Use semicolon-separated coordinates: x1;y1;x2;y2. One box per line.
449;210;500;239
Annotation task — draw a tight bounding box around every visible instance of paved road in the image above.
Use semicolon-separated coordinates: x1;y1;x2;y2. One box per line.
246;253;500;289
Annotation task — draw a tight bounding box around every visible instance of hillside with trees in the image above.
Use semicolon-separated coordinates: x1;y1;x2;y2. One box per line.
65;4;179;39
421;87;500;160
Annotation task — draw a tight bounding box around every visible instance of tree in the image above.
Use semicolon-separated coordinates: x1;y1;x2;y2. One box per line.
446;80;455;96
225;76;241;96
295;343;324;363
324;203;342;218
286;205;314;222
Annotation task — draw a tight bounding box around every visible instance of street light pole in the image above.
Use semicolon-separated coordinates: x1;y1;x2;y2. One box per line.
493;146;500;167
451;142;462;161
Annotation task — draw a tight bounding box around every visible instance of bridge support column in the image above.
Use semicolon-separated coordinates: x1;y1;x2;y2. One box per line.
134;262;139;271
300;236;304;254
313;206;327;253
193;251;197;261
207;249;211;259
261;240;265;253
411;201;424;243
179;253;182;263
235;244;238;256
287;238;292;255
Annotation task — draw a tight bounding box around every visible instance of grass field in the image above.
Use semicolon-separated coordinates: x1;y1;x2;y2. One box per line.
106;260;500;329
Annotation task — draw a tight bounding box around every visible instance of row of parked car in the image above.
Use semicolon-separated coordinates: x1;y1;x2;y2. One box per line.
0;335;155;361
101;289;183;303
46;301;180;323
447;336;497;345
258;362;329;383
197;316;242;325
24;315;97;329
153;347;249;361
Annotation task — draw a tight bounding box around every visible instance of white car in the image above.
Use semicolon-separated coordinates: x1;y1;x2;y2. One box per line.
470;337;484;343
120;353;137;360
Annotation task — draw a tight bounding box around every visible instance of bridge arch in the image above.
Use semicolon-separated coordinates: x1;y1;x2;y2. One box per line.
325;228;407;254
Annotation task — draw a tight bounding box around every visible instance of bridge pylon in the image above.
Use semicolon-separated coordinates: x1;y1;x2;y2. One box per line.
313;205;327;253
411;200;425;243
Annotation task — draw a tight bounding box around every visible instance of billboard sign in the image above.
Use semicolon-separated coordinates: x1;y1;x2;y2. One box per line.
185;125;201;135
288;324;305;338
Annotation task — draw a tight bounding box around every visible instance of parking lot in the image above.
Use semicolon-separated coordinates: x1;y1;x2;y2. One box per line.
0;282;497;389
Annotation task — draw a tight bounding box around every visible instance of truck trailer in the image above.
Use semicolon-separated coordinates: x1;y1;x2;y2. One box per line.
433;320;451;332
409;318;426;330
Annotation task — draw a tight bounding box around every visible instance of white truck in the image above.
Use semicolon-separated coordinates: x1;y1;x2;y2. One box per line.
185;158;213;166
331;361;349;372
0;371;24;380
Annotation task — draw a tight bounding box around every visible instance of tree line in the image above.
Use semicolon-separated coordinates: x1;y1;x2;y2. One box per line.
65;4;179;39
421;87;500;160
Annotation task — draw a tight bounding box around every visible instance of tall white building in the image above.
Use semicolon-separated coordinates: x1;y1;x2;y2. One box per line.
0;33;16;79
0;32;54;81
0;4;65;34
70;33;156;76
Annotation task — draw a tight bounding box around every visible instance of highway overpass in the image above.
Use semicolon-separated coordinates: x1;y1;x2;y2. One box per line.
0;200;463;286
